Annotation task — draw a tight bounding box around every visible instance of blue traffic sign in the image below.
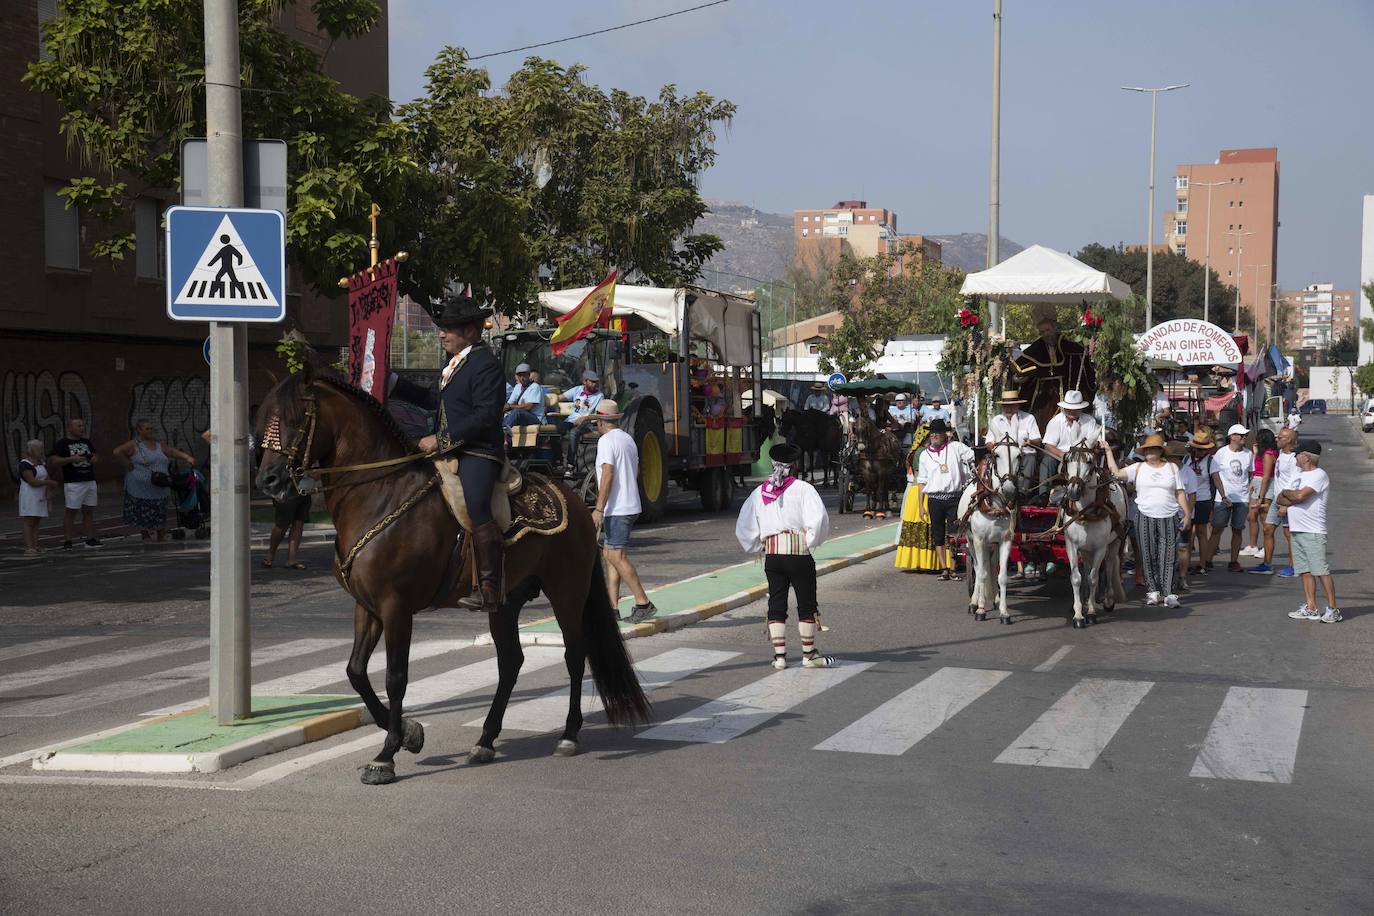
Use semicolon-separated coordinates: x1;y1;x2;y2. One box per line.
827;372;847;390
166;206;285;323
203;336;212;366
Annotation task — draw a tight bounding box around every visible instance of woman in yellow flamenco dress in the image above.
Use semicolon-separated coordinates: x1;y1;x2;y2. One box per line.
895;424;940;571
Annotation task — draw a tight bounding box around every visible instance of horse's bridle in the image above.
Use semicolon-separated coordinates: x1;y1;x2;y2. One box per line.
1060;440;1100;496
976;435;1019;517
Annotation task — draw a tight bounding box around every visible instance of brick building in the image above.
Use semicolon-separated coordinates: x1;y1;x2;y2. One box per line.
1;1;388;494
1279;284;1357;366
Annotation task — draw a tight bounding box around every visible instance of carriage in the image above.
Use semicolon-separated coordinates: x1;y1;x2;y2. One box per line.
828;378;918;516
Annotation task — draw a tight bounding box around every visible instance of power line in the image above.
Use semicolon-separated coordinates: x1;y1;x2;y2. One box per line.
468;0;733;61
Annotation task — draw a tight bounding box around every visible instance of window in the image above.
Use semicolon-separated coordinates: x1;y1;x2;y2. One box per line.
801;228;809;237
38;0;58;58
1228;224;1234;230
44;180;80;270
1175;220;1187;236
1239;177;1245;185
1176;176;1189;190
1177;246;1186;257
1227;247;1233;255
1229;201;1234;207
135;197;163;278
1238;200;1244;207
1177;198;1188;213
802;216;809;222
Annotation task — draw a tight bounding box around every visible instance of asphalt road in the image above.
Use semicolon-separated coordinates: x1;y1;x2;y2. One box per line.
2;416;1372;915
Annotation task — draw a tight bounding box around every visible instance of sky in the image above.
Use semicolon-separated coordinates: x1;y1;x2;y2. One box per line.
387;0;1374;292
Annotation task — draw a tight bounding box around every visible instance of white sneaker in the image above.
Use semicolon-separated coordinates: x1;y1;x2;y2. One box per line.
801;653;835;668
1319;608;1343;624
1145;591;1160;606
771;655;787;670
1288;605;1320;620
1164;594;1181;608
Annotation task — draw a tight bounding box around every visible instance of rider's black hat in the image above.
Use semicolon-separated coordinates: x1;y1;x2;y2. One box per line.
927;418;950;434
769;442;802;464
433;294;491;329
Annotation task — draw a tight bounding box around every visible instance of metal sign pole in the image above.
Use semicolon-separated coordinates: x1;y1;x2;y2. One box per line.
204;0;250;723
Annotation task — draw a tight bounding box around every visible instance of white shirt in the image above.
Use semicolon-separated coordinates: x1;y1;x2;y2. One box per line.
1273;449;1300;492
595;427;641;517
1175;461;1201;518
1286;467;1329;534
735;479;829;554
1042;412;1100;451
916;440;976;495
803;393;831;411
1125;461;1183;519
441;344;475;387
1180;454;1216;501
1214;446;1253;503
986;411;1042;453
1287;412;1302;429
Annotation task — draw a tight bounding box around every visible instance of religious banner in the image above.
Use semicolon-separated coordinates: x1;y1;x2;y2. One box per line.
1137;318;1244;366
346;256;400;403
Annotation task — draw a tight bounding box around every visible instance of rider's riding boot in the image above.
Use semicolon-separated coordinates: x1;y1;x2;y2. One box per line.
459;521;504;612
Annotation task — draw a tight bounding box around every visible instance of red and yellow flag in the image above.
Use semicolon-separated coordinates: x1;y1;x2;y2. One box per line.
551;269;617;356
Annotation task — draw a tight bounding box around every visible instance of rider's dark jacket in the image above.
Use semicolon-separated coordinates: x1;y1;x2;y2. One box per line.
438;343;506;460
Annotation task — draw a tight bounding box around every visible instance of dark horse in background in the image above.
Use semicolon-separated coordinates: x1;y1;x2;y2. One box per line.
779;408;843;487
255;365;650;785
849;408;902;518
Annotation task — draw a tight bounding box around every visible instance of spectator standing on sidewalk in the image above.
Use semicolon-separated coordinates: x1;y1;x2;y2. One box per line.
1207;424;1253;572
17;439;60;558
1282;441;1340;623
261;492;310;570
1250;426;1299;576
1242;428;1278;558
591;401;656;624
736;442;833;669
50;417;102;549
1106;434;1190;608
113;419;195;541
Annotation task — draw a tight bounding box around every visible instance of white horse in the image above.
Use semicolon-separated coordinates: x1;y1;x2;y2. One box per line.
957;436;1019;624
1060;441;1128;629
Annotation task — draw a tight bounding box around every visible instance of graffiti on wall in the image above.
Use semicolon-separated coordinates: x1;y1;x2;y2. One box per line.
128;377;212;466
3;370;92;482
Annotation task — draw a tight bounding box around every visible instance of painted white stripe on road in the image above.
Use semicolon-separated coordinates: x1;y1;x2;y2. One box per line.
0;636;116;664
142;638;473;717
471;648;740;732
1190;686;1308;783
0;638;209;696
814;667;1011;756
995;678;1153;769
637;663;872;745
1;639;348;718
1033;646;1073;673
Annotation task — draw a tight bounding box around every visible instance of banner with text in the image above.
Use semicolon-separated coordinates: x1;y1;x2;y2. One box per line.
346;258;400;403
1138;318;1243;366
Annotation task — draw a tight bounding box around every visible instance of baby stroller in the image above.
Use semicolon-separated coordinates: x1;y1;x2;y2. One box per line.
171;466;211;539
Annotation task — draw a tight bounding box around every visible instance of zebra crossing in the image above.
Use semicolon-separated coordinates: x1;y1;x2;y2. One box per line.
0;634;1328;785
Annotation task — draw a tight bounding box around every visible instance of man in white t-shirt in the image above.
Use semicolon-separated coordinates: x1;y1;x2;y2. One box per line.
1040;390;1100;503
1207;424;1253;572
1253;426;1299;576
590;401;656;624
1281;441;1339;623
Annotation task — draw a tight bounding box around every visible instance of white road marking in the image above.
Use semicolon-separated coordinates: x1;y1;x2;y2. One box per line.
0;635;116;664
473;648;740;732
995;678;1154;769
0;638;209;695
814;667;1011;756
141;638;473;717
1033;645;1074;673
0;639;348;718
1190;686;1308;783
637;662;872;745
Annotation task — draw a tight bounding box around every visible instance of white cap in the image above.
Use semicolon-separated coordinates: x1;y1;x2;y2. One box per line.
1227;423;1249;437
514;363;532;374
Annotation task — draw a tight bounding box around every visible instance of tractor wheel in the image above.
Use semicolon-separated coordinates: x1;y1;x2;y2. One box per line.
634;406;669;523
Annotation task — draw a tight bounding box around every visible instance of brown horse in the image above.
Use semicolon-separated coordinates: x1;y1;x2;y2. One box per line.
849;406;902;518
254;366;650;785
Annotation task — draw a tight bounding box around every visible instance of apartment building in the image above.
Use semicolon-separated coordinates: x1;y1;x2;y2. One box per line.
1279;284;1356;363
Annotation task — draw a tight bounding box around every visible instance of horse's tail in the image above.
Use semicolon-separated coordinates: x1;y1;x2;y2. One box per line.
582;562;652;726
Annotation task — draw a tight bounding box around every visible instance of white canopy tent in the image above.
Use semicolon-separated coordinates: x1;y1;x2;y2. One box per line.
959;244;1132;303
538;284;758;366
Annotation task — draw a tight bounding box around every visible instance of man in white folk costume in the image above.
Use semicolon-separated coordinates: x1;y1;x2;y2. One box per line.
736;443;834;670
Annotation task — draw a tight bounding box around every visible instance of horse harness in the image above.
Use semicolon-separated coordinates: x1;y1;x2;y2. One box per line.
1057;443;1124;535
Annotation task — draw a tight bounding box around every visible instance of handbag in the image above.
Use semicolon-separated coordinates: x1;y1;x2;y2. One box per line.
150;471;172;488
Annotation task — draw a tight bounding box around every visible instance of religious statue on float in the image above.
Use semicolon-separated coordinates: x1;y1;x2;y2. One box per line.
1010;304;1097;430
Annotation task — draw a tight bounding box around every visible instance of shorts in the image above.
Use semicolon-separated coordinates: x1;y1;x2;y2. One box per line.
64;480;98;510
1265;499;1288;528
1211;501;1247;530
1247;478;1266;501
600;513;638;550
926;494;961;544
1290;532;1329;576
1193;498;1214;526
273;494;312;529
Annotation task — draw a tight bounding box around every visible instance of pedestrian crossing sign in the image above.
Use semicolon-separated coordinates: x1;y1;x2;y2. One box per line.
166;206;285;322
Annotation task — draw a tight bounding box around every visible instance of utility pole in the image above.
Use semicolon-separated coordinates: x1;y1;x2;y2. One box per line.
1227;228;1254;332
1191;177;1232;324
204;0;250;723
987;0;1002;334
1121;84;1188;331
1247;264;1270;344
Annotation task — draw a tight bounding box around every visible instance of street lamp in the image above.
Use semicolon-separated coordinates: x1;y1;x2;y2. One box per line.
1189;177;1232;323
1226;228;1254;332
1122;83;1189;331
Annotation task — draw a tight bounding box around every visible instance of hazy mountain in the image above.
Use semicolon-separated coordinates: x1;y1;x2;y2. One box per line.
695;199;795;289
927;234;1026;272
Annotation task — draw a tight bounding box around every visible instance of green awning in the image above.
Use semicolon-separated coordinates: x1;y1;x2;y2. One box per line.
830;378;924;396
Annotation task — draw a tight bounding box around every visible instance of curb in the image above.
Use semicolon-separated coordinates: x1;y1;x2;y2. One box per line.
486;539;897;648
32;705;363;775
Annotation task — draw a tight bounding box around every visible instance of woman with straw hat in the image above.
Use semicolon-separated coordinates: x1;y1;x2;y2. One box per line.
1106;433;1191;608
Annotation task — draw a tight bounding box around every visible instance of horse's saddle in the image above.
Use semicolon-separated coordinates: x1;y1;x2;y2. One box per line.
433;456;569;546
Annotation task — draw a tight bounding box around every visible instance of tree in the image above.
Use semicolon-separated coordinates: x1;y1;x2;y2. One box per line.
1327;327;1358;365
1074;243;1249;332
1354;362;1374;397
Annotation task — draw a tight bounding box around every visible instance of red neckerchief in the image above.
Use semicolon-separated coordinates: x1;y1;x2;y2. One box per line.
761;476;797;506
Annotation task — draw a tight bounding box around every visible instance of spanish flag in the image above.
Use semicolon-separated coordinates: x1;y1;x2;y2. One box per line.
551;269;618;355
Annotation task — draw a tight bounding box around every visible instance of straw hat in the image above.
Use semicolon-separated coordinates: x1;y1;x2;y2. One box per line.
1138;433;1167;452
1190;428;1217;450
997;388;1026;405
593;400;623;422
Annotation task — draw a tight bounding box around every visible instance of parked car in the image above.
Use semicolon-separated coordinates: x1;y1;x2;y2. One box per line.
1361;398;1374;432
1300;399;1327;415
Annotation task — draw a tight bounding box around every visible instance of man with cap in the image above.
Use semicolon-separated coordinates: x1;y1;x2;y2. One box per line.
502;362;546;431
916;418;977;580
417;294;508;612
736;442;833;669
1279;440;1340;623
1039;389;1100;502
920;395;950;425
558;369;605;467
889;393;918;448
803;382;831;413
985;388;1042;495
590;400;657;623
1206;423;1253;572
